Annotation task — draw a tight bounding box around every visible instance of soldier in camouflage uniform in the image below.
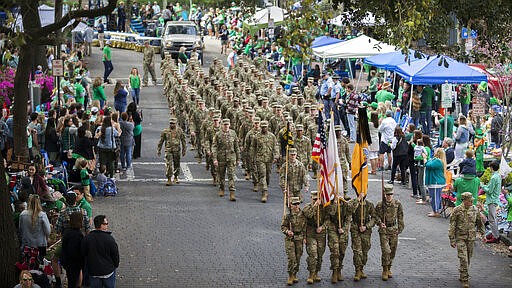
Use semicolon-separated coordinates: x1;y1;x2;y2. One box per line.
281;196;306;285
157;117;186;186
212;119;240;201
293;125;311;170
203;116;221;184
303;77;317;103
189;100;208;162
280;148;308;203
325;196;354;283
449;192;485;288
350;194;377;281
244;117;260;190
251;120;277;203
303;191;327;284
142;41;157;86
335;125;350;195
375;184;404;281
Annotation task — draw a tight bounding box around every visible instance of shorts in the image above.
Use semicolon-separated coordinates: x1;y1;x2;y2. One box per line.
368;151;378;160
221;40;228;45
379;141;392;154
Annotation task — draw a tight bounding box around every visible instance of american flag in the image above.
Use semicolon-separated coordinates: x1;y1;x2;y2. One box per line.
311;113;331;206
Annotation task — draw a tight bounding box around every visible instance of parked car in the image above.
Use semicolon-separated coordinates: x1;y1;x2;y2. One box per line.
160;21;203;61
468;64;511;99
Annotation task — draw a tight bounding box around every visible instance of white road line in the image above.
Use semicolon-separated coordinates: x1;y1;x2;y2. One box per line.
398;237;417;241
180;163;193;181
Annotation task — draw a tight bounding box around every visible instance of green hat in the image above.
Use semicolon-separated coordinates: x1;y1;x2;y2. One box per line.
461;192;473;201
310;191;318;200
370;102;378;109
290;196;301;205
383;183;394;195
490;97;499;105
475;128;484;138
478;81;488;91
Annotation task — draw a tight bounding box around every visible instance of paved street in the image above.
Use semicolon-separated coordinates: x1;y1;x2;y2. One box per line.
85;39;512;287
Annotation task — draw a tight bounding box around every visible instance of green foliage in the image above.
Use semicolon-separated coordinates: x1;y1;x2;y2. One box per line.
480;162;512;185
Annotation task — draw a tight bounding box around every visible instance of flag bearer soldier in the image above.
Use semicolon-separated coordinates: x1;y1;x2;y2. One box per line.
281;196;306;285
350;194;377;281
303;191;327;284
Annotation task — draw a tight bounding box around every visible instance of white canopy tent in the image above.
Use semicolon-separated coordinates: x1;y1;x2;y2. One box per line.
313;34;396;59
14;4;74;32
330;12;381;27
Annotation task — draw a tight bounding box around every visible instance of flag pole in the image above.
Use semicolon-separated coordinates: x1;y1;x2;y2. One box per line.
317;171;320;228
331;110;341;230
283;144;289;218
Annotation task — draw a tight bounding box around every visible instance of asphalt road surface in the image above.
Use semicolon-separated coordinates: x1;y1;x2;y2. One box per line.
84;38;512;287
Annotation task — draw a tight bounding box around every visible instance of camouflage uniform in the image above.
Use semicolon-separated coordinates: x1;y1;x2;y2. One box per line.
336;128;351;195
142;44;157;85
449;192;485;286
251;121;277;203
189;105;208;160
281;198;306;283
294;126;312;170
202;117;221;183
350;198;376;280
304;80;317;103
279;148;308;202
244;122;260;188
375;184;404;280
157;119;186;184
325;198;354;282
303;191;327;283
212;120;240;200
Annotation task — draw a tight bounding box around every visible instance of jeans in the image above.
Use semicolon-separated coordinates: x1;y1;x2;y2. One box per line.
99;148;116;178
90;271;116;288
461;103;469;117
339;105;349;134
488;203;499;238
419;107;432;135
131;88;140;105
323;99;334;119
347;113;356;141
416;163;426;200
429;187;443;213
410;163;418;196
120;144;133;169
103;60;114;82
390;155;407;183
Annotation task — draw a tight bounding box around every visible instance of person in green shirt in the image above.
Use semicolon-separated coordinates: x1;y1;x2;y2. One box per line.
102;40;114;83
78;159;93;202
418;85;434;134
452;174;480;206
75;185;93;222
129;67;141;105
459;84;471;116
375;82;395;103
368;70;378;102
481;161;502;243
74;76;85;105
434;110;454;145
92;76;107;108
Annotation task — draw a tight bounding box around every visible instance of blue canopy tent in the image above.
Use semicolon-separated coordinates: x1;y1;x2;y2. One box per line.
394;56;487;115
364;50;424;70
311;36;343;48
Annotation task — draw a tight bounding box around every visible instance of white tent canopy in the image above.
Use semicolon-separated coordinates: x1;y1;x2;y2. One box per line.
15;4;74;32
330;12;381;27
313;34;396;59
245;6;286;26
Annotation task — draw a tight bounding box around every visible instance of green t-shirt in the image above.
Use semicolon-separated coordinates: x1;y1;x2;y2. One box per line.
93;86;107;101
438;115;454;141
102;46;111;61
74;83;85;104
460;84;471;104
369;77;378;92
420;86;435;109
130;74;141;89
81;168;90;186
375;90;395;103
453;175;480;206
78;197;92;219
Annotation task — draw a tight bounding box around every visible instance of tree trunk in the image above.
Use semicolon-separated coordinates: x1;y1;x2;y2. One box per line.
0;152;19;286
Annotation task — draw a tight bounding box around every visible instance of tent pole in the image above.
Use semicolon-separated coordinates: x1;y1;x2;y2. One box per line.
392;73;396;93
409;83;414;116
347;59;354;81
355;59;363;93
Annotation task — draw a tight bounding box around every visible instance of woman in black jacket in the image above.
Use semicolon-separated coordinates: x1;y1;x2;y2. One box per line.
127;102;142;159
61;211;85;288
389;127;409;185
44;118;60;164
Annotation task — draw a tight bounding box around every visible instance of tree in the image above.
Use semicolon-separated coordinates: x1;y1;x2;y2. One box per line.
0;1;116;286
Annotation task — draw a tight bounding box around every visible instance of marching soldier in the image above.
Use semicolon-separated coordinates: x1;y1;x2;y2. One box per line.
212;119;240;201
304;77;317;103
203;116;221;184
350;194;376;281
449;192;485;288
334;125;350;195
157;117;186;186
293;125;312;170
244;117;261;190
281;196;306;286
142;40;157;86
280;148;309;203
326;196;354;283
189;99;208;162
375;184;405;281
303;191;327;284
251;120;278;203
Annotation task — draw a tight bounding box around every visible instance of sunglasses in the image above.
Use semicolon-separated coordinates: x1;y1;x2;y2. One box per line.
102;222;109;225
22;278;33;281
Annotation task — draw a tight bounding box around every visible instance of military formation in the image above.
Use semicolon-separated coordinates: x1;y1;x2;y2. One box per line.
151;54;499;286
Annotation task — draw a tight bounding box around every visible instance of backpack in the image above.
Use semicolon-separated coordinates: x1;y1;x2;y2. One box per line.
100;178;118;196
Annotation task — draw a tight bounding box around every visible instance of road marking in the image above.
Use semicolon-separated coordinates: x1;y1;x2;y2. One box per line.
398;237;417;241
180;163;193;181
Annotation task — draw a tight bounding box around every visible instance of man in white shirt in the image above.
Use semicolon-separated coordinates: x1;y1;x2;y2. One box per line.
378;110;397;170
152;1;161;14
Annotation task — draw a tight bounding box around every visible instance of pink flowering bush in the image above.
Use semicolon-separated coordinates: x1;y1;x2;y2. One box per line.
0;67;15;106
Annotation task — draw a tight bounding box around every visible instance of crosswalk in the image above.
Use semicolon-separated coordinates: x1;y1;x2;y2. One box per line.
120;161;387;183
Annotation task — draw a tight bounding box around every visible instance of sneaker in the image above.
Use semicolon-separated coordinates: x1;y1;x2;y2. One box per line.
387;180;394;184
485;236;499;244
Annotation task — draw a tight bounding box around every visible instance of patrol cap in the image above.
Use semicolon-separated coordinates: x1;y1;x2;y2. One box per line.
255;91;262;96
253;117;261;123
292;87;300;92
384;183;394;195
296;124;304;131
261;97;269;102
286;117;293;122
233;97;240;102
169;117;177;124
308;77;314;82
245;86;252;91
283;111;290;117
274;104;283;109
213;117;221;121
226;90;234;95
222;118;231;125
241;99;248;104
246;109;255;114
461;192;473;201
260;120;269;127
310;191;318;200
290;196;301;205
304;103;311;109
214;109;222;114
208;107;216;112
288;148;297;154
291;94;298;99
182;79;188;84
197;100;205;104
264;79;269;84
334;125;342;131
332;74;341;80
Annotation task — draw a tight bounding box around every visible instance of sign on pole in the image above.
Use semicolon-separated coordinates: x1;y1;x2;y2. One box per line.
472;96;486;116
441;84;453;108
461;27;468;39
52;59;64;77
268;18;274;28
